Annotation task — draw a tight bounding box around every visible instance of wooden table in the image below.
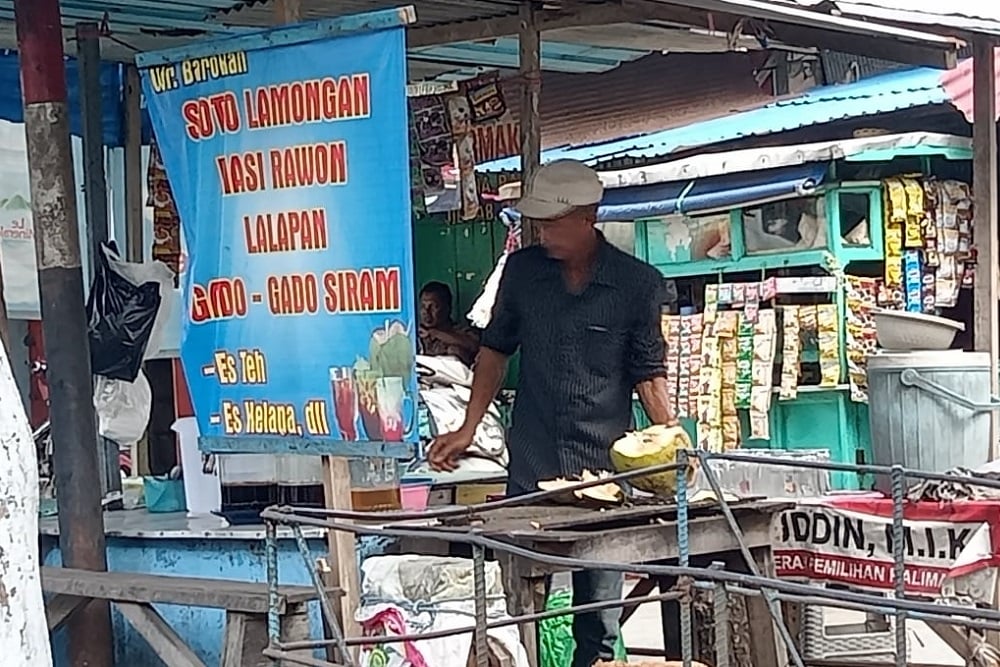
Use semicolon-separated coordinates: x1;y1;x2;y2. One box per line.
431;499;791;667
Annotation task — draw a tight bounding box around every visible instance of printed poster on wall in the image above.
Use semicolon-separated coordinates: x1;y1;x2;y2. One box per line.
0;124;42;321
137;14;418;450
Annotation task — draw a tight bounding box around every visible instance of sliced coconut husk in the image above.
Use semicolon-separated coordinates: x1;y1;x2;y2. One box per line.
537;469;624;506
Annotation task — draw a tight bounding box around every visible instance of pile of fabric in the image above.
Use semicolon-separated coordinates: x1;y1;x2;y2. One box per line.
413;355;508;475
906;464;1000;503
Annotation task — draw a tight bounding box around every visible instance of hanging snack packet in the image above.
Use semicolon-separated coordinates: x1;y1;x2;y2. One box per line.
666;315;683;418
903;249;922;313
734;313;754;409
704;284;719;324
816;304;840;387
688;314;703;417
748;311;777;440
779;306;801;401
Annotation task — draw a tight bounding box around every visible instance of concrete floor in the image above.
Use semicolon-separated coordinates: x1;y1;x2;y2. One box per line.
621;601;962;664
549;575;963;665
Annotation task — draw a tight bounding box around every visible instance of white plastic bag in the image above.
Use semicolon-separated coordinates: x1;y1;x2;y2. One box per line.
94;370;152;446
467;252;508;330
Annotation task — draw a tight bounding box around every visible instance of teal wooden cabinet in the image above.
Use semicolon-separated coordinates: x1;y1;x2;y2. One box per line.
748;390;872;490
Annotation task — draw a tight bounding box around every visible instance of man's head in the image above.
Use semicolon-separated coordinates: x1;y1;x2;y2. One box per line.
515;159;604;261
419;281;453;328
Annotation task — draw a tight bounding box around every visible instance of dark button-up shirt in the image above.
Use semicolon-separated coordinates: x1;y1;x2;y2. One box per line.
481;236;668;494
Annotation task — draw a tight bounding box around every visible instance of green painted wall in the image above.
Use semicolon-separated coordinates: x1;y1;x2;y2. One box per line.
413;215;520;386
413;215;507;319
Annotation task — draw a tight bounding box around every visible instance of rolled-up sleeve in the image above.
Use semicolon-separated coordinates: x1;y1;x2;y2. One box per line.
627;275;668;384
480;255;520;356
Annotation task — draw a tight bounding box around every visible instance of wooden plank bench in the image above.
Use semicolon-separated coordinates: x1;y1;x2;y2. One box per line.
42;566;339;667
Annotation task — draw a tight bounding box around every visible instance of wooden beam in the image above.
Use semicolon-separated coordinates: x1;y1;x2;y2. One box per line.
972;38;999;461
519;1;541;246
640;0;959;69
409;4;631;48
45;595;91;632
923;621;972;661
408;0;960;69
116;601;206;667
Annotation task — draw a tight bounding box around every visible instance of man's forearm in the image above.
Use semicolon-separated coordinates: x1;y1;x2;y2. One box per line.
636;376;678;426
460;347;509;433
454;333;482;361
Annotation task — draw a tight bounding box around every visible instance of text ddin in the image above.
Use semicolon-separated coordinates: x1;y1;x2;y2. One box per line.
305;400;331;436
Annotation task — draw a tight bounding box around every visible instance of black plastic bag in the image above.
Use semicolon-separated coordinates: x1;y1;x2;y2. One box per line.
86;242;162;382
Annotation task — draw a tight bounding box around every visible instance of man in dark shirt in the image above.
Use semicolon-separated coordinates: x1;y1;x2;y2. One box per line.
429;159;678;667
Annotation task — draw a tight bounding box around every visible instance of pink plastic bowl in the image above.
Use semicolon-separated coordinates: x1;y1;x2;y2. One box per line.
400;483;431;511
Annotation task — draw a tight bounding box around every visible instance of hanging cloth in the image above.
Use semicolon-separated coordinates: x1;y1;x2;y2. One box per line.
467;208;521;329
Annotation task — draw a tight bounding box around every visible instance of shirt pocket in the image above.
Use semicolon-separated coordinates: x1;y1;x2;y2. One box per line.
582;325;626;378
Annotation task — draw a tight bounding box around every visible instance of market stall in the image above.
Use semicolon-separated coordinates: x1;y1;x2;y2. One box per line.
567;132;977;489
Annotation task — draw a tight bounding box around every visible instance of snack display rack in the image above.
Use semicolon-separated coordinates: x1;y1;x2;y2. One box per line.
624;145;975;488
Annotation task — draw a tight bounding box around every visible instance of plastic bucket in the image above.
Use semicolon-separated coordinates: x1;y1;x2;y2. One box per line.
144;477;187;513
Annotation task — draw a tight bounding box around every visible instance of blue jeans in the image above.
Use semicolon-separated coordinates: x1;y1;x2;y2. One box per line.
507;481;623;667
567;568;624;667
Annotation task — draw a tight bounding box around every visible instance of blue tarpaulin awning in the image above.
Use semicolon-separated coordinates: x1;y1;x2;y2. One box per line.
597;163;828;222
0;51;126;147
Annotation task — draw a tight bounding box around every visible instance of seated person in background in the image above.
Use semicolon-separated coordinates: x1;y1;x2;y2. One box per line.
418;281;480;367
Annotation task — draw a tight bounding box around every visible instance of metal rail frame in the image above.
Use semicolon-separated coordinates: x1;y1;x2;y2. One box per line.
260;452;1000;667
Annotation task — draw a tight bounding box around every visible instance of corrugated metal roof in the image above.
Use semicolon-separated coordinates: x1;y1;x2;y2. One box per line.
0;0;650;78
782;1;1000;36
0;0;249;34
600;131;971;187
507;52;776;150
477;65;949;172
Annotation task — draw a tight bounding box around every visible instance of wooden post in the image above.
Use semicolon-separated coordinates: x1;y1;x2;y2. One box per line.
270;0;361;652
123;64;143;264
321;457;361;647
15;1;114;663
518;1;541;246
972;39;999;460
123;63;145;477
273;0;302;25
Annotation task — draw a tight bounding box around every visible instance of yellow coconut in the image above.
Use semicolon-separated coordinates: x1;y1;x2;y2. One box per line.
609;425;695;497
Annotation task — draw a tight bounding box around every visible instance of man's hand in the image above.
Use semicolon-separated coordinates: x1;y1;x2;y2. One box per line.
428;426;475;471
426;327;464;346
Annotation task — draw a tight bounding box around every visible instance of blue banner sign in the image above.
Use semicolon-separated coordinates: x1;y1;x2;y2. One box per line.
137;9;418;456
